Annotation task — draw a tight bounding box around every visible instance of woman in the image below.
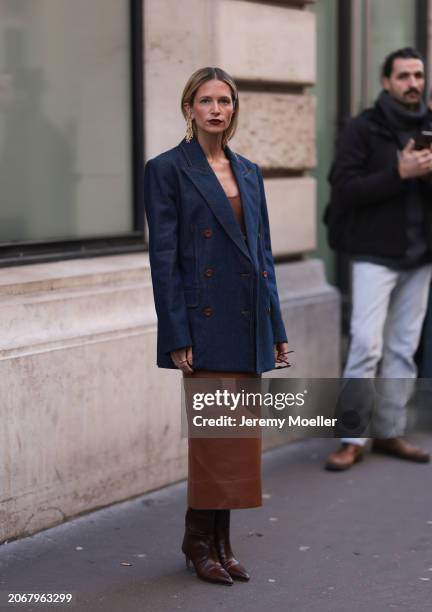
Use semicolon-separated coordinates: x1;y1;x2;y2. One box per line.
144;67;289;586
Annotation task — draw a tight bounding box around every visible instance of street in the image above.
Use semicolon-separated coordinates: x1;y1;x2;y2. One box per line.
1;436;432;612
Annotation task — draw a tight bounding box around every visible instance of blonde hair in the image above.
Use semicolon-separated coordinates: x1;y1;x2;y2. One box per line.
181;67;239;147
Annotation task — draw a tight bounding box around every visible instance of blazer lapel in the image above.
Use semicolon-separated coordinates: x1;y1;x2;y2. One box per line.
226;146;260;265
180;138;253;263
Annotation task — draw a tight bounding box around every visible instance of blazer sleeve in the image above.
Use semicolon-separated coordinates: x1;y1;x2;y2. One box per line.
256;164;288;344
144;158;193;355
330;117;405;208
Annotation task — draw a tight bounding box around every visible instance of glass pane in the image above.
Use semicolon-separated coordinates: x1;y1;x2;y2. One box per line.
309;0;338;285
0;0;132;243
367;0;416;105
350;0;367;114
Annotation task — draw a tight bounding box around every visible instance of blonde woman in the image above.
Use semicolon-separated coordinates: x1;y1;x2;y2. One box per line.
144;67;289;585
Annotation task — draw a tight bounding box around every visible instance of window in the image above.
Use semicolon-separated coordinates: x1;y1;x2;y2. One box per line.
0;0;144;265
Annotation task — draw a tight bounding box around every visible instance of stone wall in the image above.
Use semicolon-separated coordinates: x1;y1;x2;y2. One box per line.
0;255;187;543
145;0;319;258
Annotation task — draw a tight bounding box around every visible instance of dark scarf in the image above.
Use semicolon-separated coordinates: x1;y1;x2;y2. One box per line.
376;90;427;142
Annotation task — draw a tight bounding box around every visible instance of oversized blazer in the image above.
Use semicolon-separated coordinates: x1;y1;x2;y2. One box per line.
144;136;288;374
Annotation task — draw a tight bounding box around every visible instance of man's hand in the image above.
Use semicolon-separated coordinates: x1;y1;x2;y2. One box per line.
170;346;193;374
398;138;432;179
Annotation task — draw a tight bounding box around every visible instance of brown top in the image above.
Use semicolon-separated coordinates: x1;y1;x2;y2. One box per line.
227;194;246;235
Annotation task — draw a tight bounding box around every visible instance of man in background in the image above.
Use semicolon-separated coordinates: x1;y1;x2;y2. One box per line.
325;48;432;470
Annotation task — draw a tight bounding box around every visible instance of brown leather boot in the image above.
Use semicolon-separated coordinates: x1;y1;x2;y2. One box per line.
372;438;430;463
215;510;250;581
325;443;364;471
181;508;233;585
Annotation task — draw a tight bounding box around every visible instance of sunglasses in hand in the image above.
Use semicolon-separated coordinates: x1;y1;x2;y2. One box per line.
275;349;294;369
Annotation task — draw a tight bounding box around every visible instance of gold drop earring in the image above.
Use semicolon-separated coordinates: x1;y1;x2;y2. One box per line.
185;115;194;143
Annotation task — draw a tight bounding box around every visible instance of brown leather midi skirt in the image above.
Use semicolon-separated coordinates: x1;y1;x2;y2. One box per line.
184;370;262;510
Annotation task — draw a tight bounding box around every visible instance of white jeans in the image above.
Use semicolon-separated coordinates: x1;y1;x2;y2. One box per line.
342;261;432;446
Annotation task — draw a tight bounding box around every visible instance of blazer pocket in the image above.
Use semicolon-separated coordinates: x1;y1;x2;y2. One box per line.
184;288;199;308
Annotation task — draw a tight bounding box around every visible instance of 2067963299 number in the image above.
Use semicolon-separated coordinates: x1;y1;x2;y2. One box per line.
7;593;73;604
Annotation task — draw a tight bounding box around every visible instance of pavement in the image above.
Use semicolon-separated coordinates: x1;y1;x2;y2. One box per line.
1;435;432;612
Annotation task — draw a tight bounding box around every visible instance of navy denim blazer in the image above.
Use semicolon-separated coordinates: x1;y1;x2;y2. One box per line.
144;137;287;374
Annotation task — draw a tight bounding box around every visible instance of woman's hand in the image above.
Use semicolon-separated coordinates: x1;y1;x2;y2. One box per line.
170;346;194;374
274;342;291;367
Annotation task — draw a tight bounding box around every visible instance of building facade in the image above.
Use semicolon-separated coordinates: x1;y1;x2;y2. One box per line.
3;0;424;542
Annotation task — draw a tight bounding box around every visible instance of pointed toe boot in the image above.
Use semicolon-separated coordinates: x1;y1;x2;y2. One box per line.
181;508;233;586
215;510;250;581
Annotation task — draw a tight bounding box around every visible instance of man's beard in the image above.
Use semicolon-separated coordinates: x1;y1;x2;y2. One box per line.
395;92;421;111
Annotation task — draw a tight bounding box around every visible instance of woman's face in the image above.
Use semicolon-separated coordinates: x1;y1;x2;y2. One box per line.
186;79;235;139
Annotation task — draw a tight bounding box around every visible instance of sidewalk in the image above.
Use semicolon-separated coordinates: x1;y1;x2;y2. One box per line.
1;436;432;612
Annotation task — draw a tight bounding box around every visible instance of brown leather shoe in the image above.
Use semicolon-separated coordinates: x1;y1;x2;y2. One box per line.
325;443;364;471
215;510;250;581
182;508;233;585
372;438;430;463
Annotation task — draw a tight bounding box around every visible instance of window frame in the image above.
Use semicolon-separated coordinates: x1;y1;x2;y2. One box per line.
0;0;145;268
